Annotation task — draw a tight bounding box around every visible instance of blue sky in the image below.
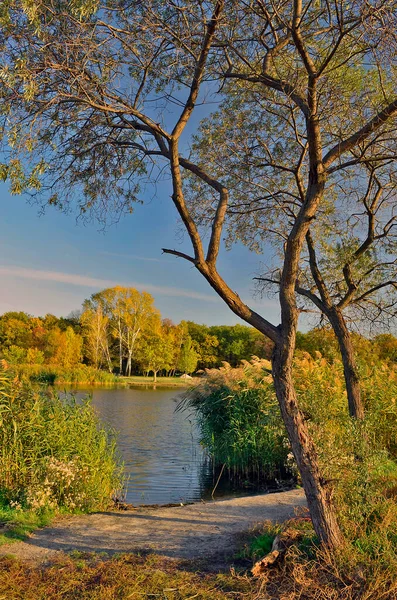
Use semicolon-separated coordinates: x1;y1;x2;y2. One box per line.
0;181;282;326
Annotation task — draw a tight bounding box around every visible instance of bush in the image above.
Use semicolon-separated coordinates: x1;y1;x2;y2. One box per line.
0;363;123;513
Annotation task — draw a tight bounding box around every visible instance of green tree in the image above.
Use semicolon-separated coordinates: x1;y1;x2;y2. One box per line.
0;312;32;350
137;326;174;382
177;335;198;376
373;334;397;363
296;329;339;362
186;322;219;369
2;344;27;364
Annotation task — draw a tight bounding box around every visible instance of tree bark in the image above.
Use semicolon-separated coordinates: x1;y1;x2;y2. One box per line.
272;339;344;548
327;307;364;420
126;353;132;377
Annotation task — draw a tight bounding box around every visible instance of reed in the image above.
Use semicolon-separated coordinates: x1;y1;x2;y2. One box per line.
14;363;119;385
0;363;123;517
180;358;294;483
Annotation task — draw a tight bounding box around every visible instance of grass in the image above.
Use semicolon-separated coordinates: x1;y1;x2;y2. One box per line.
0;553;253;600
15;365;193;387
16;364;120;385
180;358;293;483
0;504;54;545
121;375;193;387
0;363;123;523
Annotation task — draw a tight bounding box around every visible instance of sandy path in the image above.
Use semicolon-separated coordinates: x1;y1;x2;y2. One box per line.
0;489;306;564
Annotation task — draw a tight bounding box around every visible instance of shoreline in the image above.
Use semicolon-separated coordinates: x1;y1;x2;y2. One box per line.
55;379;194;389
0;489;306;564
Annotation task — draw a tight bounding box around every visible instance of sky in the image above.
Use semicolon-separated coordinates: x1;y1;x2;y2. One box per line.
0;180;283;327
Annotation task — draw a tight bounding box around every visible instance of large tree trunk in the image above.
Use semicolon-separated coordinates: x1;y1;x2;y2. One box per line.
196;262;345;549
272;341;344;548
327;307;364;420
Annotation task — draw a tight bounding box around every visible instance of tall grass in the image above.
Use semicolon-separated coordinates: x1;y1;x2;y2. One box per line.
0;363;123;515
14;363;119;385
180;358;294;482
184;354;397;587
293;353;397;572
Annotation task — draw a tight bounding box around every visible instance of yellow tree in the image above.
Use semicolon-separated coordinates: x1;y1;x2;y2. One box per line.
50;327;83;369
81;300;113;372
89;287;161;376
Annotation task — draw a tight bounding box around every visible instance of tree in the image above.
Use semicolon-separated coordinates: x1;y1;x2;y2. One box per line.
87;287;160;376
264;162;397;420
26;347;45;365
0;312;32;350
164;320;189;376
186;322;219;369
2;344;26;364
137;324;174;382
2;0;397;549
50;327;83;368
177;335;198;375
373;334;397;363
81;298;113;372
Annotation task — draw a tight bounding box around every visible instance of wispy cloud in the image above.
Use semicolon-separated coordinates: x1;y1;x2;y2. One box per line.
100;251;168;263
0;265;218;302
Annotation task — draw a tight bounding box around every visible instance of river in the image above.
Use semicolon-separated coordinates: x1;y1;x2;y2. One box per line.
69;386;215;505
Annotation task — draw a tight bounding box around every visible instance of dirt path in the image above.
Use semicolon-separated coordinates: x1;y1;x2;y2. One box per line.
0;490;306;564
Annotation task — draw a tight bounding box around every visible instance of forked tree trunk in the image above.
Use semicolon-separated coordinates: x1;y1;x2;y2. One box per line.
327;307;364;420
272;342;344;548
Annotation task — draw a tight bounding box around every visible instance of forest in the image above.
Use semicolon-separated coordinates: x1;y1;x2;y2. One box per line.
0;286;273;381
2;287;397;384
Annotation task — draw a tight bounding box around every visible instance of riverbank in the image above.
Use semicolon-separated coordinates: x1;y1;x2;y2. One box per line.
120;375;196;387
2;487;397;599
14;363;197;387
0;489;306;563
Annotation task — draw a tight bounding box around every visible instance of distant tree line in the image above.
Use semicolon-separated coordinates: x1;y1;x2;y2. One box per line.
0;286;271;379
1;287;396;380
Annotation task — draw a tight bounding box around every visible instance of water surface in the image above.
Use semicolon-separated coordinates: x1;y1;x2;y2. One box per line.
69;386;213;505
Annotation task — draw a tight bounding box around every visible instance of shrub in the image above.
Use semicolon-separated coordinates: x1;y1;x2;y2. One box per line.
0;363;123;513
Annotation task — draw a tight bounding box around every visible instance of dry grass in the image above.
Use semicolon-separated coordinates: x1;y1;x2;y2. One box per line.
2;525;397;600
255;544;397;600
247;517;397;600
0;553;252;600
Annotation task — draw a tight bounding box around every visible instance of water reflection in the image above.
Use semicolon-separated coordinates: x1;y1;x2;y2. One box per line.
65;386;213;505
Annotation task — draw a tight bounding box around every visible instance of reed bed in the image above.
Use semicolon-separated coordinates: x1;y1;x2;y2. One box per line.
0;362;123;517
180;358;294;483
14;363;119;385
